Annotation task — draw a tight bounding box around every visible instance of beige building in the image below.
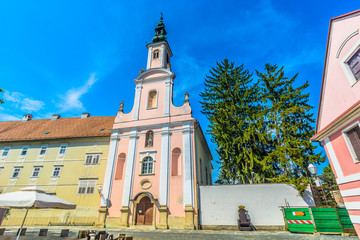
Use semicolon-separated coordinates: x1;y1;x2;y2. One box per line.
0;113;114;226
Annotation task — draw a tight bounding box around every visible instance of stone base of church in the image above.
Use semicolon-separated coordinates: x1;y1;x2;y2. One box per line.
95;207;107;227
120;206;130;227
157;205;169;229
184;204;195;229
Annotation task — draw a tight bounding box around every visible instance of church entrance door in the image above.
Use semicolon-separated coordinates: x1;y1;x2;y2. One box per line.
135;196;153;225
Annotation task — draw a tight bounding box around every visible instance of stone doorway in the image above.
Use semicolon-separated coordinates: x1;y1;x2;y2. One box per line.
135;196;153;225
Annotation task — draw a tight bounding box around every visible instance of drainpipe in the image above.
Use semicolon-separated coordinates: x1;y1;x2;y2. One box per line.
194;121;201;230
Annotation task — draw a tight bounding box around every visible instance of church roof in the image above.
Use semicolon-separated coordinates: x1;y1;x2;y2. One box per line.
0;116;115;142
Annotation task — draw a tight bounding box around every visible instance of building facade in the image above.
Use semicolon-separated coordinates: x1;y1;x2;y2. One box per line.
98;18;213;229
0;113;114;226
312;9;360;236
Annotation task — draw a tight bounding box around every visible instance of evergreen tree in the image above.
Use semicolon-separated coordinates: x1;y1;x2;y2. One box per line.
0;89;3;104
320;164;340;206
200;59;270;184
256;63;325;192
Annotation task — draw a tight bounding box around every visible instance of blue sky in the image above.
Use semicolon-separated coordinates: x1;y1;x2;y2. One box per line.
0;0;359;179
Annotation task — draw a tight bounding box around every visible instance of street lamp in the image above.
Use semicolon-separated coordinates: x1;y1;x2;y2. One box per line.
308;163;317;176
308;163;328;206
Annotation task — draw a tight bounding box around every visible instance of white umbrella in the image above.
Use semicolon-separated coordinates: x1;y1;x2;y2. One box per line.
0;186;76;240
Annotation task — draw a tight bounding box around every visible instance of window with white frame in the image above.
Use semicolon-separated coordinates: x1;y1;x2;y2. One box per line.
12;167;22;178
59;145;67;155
77;180;96;194
141;156;154;174
85;154;100;165
52;166;62;177
343;122;360;163
20;147;28;156
2;147;10;157
347;48;360;82
147;90;158;109
39;146;47;156
31;167;41;178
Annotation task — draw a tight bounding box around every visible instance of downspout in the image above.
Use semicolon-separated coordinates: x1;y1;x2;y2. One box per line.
194;121;201;230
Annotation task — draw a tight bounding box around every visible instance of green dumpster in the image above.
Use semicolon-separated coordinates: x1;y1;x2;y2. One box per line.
283;208;315;233
283;207;355;234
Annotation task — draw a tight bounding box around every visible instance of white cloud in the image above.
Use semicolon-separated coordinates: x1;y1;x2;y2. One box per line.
56;73;97;113
0;113;20;121
3;90;44;112
20;98;45;112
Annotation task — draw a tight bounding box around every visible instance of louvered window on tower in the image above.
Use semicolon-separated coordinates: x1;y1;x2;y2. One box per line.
345;125;360;162
153;50;159;59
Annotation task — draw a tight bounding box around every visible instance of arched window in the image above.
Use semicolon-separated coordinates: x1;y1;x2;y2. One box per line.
147;90;157;109
171;148;181;176
115;153;126;180
145;130;154;147
153;50;159;59
141;156;154;174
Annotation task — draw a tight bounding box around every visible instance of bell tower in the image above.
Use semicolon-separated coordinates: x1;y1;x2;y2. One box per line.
146;15;173;70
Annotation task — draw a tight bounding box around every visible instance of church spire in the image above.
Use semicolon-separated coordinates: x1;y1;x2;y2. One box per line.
152;14;167;43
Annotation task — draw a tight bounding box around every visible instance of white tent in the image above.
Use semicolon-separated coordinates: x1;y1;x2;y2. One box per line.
0;186;76;240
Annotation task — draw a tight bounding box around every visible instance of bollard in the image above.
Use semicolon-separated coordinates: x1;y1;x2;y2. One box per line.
39;229;48;236
16;228;27;236
60;229;69;237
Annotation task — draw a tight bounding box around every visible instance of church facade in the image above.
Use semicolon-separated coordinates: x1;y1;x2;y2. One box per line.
97;18;213;229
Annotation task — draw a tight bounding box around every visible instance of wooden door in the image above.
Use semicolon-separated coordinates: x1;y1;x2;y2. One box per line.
136;196;153;225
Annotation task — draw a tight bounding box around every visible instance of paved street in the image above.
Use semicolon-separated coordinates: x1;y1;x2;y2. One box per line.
0;226;357;240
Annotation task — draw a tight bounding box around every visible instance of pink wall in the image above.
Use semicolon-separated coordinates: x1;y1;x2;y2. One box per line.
328;117;360;177
318;13;360;132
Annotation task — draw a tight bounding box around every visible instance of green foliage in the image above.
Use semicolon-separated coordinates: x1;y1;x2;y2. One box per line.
201;60;325;193
257;63;325;191
0;89;4;104
320;164;340;206
200;59;271;184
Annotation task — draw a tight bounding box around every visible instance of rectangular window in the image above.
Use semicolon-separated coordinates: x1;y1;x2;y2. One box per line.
84;154;101;165
344;124;360;162
32;167;41;177
52;166;62;177
2;148;10;157
20;147;28;156
59;145;67;155
39;146;47;155
77;180;96;194
348;49;360;81
12;167;21;178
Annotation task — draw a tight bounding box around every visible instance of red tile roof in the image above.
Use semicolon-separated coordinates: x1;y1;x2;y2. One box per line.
0;116;115;142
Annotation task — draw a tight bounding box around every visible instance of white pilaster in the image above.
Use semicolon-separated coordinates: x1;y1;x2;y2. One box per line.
101;129;120;207
121;129;138;207
182;124;194;207
164;79;171;117
133;84;142;120
159;126;170;206
324;137;343;178
147;47;153;70
160;45;164;68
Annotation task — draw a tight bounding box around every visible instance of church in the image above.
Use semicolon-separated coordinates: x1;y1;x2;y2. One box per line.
97;17;213;229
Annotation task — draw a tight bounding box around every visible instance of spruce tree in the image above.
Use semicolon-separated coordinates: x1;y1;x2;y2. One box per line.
0;89;3;104
256;63;325;192
200;59;270;184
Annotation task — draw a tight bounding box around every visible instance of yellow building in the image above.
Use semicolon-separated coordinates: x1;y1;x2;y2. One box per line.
0;113;114;226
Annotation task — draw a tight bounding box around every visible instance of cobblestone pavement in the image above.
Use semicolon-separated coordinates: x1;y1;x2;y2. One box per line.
0;226;357;240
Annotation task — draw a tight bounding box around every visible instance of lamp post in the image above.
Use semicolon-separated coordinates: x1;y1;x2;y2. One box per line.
308;164;329;206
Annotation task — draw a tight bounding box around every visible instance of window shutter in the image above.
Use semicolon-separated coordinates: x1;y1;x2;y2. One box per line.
347;126;360;160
